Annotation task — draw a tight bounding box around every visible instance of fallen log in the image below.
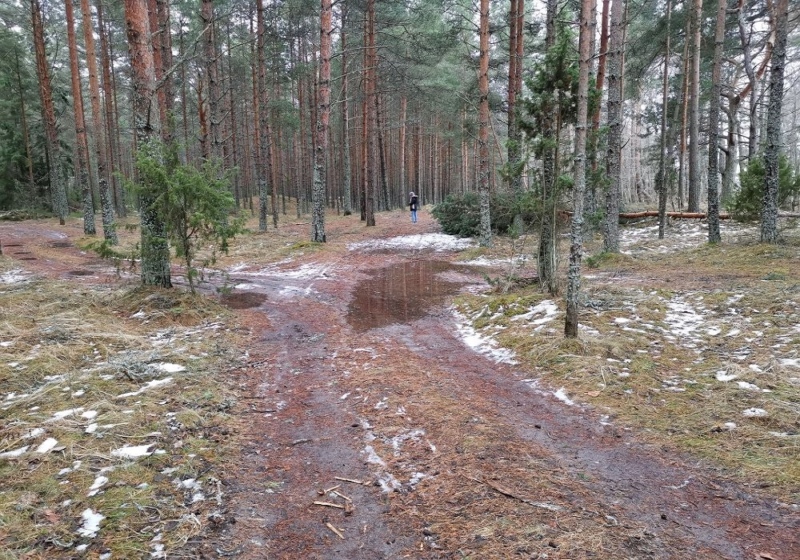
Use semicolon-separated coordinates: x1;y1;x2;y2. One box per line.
618;211;732;219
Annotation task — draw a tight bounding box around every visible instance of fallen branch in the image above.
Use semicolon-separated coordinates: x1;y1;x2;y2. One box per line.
466;475;564;512
313;501;345;509
326;522;345;539
334;476;366;485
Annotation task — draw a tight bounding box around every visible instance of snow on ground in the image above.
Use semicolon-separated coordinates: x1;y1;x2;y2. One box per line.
0;269;33;285
620;221;759;254
348;233;474;253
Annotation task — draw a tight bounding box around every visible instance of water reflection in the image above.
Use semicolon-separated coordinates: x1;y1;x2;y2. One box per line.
347;260;467;331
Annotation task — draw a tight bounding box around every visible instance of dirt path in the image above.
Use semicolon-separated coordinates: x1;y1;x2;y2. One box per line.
2;215;797;559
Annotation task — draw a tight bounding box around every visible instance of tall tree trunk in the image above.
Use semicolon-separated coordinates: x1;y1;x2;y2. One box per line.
707;0;727;243
256;0;274;231
201;0;222;160
657;0;672;239
364;0;376;226
603;0;624;252
761;0;788;243
14;49;36;190
81;0;117;244
31;0;68;224
687;0;703;212
65;0;96;235
341;3;353;216
677;21;691;210
311;0;331;242
507;0;524;195
538;0;558;293
97;0;125;217
155;0;174;146
478;0;492;247
566;0;594;338
124;0;171;287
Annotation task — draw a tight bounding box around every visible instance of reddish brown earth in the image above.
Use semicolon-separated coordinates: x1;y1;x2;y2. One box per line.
1;214;797;560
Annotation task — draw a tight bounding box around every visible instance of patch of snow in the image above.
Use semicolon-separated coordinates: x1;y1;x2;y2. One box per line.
780;358;800;368
115;377;173;399
553;388;575;406
35;438;59;453
24;427;46;439
156;363;185;373
377;472;402;493
362;445;386;467
390;429;425;455
0;445;29;458
715;371;737;382
742;408;768;418
736;381;761;391
50;407;84;421
0;269;32;284
77;509;104;538
453;311;518;364
348;233;474;253
511;300;560;328
111;444;155;459
88;475;109;497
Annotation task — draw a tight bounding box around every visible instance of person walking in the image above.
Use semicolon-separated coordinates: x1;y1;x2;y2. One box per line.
409;192;419;223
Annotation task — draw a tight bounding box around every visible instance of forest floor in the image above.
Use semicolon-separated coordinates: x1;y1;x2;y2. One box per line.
0;207;798;560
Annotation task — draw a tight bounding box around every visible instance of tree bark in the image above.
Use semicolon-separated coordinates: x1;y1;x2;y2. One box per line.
341;3;353;216
657;0;672;239
81;0;117;244
65;0;96;235
566;0;594;338
311;0;331;242
687;0;703;213
364;0;376;226
603;0;624;252
761;0;788;243
31;0;68;224
256;0;274;231
96;0;125;217
124;0;170;287
478;0;492;247
707;0;727;244
537;0;558;294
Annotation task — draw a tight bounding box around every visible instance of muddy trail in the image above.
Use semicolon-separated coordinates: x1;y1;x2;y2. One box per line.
1;215;798;559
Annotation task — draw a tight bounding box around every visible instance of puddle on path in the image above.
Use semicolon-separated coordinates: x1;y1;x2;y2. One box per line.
347;260;481;331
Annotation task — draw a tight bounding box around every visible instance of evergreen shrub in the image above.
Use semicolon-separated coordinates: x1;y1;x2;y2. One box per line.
728;156;798;222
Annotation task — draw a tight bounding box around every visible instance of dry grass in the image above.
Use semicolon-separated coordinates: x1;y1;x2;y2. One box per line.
454;220;800;503
0;261;245;558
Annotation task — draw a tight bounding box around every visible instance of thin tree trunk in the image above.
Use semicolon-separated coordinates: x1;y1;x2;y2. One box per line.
341;3;353;215
478;0;492;246
687;0;703;212
707;0;727;243
364;0;376;226
32;0;59;196
65;0;96;235
81;0;117;244
761;0;788;243
124;0;171;287
566;0;594;338
538;0;558;293
96;0;124;217
311;0;331;242
677;21;691;210
603;0;624;252
657;0;672;239
256;0;274;231
14;49;36;190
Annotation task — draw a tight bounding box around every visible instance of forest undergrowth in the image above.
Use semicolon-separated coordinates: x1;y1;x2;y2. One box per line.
453;218;800;504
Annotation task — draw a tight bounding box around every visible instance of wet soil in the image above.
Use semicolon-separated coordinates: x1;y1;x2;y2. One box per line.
1;214;798;560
